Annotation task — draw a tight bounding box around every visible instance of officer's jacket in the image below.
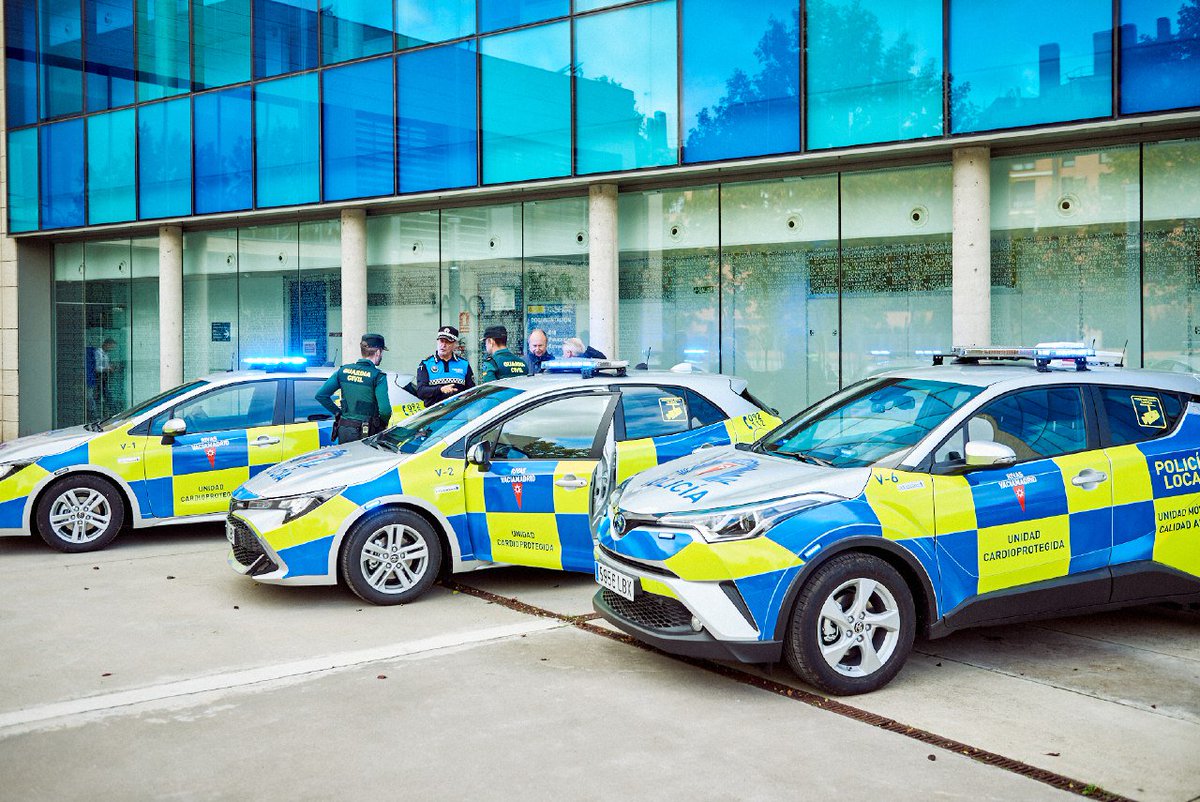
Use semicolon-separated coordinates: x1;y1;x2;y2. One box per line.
480;348;530;383
315;359;391;424
416;354;475;407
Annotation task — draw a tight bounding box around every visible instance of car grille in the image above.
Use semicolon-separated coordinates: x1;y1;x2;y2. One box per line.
598;544;676;578
601;589;693;631
228;517;265;567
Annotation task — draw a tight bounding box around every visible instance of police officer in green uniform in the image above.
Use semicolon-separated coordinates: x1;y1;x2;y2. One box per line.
480;325;530;383
315;333;392;443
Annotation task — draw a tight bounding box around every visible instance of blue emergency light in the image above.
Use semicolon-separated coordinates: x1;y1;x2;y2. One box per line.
243;356;308;372
940;343;1099;372
541;358;628;379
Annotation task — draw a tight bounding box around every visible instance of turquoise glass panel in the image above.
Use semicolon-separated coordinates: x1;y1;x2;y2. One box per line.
136;0;190;101
7;129;39;232
479;0;566;32
398;41;477;192
574;0;621;11
88;108;137;224
395;0;473;49
41;0;84;118
254;0;318;78
40;119;85;228
323;58;395;200
194;86;252;213
1121;0;1200;113
807;0;942;148
480;21;570;183
6;0;39;126
321;0;393;64
194;0;252;89
255;73;320;207
576;1;678;174
950;0;1112;133
85;0;135;110
138;97;192;218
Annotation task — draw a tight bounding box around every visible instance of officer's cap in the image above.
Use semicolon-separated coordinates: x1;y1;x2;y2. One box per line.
361;333;388;350
482;325;508;343
436;326;460;343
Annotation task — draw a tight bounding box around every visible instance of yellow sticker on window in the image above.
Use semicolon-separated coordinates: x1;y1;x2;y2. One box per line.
1131;394;1166;429
659;396;687;422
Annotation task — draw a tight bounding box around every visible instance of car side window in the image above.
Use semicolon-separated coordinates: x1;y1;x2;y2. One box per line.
490;395;612;461
932;386;1088;470
620;386;691;440
165;381;279;435
685;389;727;428
294;380;334;422
1099;387;1184;445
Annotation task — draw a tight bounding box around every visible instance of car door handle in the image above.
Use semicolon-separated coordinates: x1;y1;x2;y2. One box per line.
252;436;282;446
554;475;588;489
1071;469;1108;488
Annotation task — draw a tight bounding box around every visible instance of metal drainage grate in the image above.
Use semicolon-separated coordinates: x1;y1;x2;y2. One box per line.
601;589;693;631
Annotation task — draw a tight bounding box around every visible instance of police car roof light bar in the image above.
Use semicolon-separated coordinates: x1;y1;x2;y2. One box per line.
541;358;629;379
243;356;308;373
945;344;1095;372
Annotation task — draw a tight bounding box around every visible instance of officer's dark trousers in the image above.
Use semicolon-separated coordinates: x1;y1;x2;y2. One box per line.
336;421;367;443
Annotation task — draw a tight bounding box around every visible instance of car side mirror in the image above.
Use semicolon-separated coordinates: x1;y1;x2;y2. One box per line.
965;439;1016;467
467;441;492;467
160;417;187;445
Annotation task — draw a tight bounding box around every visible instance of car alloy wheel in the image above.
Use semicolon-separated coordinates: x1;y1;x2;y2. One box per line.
341;509;443;605
35;475;126;553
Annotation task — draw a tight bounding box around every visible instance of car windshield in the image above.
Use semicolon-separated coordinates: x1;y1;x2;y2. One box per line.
756;377;983;468
88;380;210;432
369;385;524;454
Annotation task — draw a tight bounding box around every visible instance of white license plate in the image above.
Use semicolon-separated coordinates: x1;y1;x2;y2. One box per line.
225;520;236;546
596;562;636;601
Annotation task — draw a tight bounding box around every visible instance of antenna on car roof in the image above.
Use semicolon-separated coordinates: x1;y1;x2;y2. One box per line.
1119;339;1127;368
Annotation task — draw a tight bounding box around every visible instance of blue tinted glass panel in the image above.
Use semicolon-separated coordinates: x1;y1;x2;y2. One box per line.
85;0;135;109
6;0;39;125
576;2;678;174
88;108;136;223
194;86;252;213
253;0;317;78
950;0;1112;133
1121;0;1200;113
479;0;565;32
398;41;477;192
682;0;798;163
194;0;251;89
40;119;85;228
807;0;942;148
574;0;621;11
41;0;84;117
255;73;319;207
324;58;394;200
480;21;570;183
395;0;473;49
136;0;190;101
138;97;192;218
8;129;39;232
322;0;392;63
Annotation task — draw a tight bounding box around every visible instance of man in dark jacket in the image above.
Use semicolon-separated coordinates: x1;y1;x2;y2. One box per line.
523;328;556;374
415;325;475;407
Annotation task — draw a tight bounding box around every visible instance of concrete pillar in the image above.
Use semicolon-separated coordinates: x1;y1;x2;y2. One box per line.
159;225;184;389
341;209;367;354
952;147;991;347
588;184;619;359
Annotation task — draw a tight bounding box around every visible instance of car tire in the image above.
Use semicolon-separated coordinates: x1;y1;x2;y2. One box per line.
35;474;126;553
340;509;443;605
783;552;915;695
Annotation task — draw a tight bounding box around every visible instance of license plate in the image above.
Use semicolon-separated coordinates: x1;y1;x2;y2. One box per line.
225;520;236;546
595;562;636;601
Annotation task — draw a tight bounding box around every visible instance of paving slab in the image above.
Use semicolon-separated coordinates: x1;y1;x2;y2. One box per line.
454;563;598;617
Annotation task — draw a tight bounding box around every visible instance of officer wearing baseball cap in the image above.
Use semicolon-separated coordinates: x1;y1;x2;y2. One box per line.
315;333;392;443
480;325;530;383
416;325;475;407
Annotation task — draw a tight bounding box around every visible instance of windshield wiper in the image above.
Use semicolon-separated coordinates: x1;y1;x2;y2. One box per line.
774;450;834;467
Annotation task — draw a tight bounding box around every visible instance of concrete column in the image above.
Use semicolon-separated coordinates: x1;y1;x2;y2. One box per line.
159;225;184;389
588;184;619;358
952;146;992;347
341;209;367;353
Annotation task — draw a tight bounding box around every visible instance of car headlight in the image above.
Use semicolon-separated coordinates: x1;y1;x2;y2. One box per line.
0;461;33;482
233;487;345;524
659;493;842;543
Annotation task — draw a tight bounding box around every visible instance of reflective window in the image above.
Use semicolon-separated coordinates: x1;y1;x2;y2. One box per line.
480;21;571;184
1121;0;1200;113
7;129;39;233
955;386;1088;463
991;148;1141;365
950;0;1112;132
324;58;394;201
6;0;39;126
398;42;477;193
41;0;84;118
367;211;443;375
255;73;320;208
490;394;611;460
523;197;590;363
129;238;161;406
321;0;393;64
620;385;690;440
807;0;942;148
54;243;87;425
254;0;318;78
294;379;334;421
183;229;239;376
1143;139;1200;371
138;97;192;219
83;241;134;417
479;0;565;32
1099;387;1184;445
194;86;253;214
395;0;474;49
575;0;621;11
575;1;678;174
194;0;252;89
84;0;135;109
295;220;341;367
172;381;279;433
41;119;86;229
681;0;798;163
87;109;137;224
136;0;189;101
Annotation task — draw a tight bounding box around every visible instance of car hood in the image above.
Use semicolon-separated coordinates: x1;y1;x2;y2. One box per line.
619;445;869;515
0;426;92;464
236;441;404;499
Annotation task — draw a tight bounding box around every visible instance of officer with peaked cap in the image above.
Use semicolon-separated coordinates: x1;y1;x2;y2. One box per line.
416;325;475;407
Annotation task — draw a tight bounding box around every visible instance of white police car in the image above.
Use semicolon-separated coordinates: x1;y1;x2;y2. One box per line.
227;360;780;604
0;358;421;552
595;345;1200;694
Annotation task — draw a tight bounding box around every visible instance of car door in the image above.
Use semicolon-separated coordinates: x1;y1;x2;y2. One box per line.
463;391;618;572
142;380;284;518
928;384;1112;621
287;378;336;458
611;385;732;483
